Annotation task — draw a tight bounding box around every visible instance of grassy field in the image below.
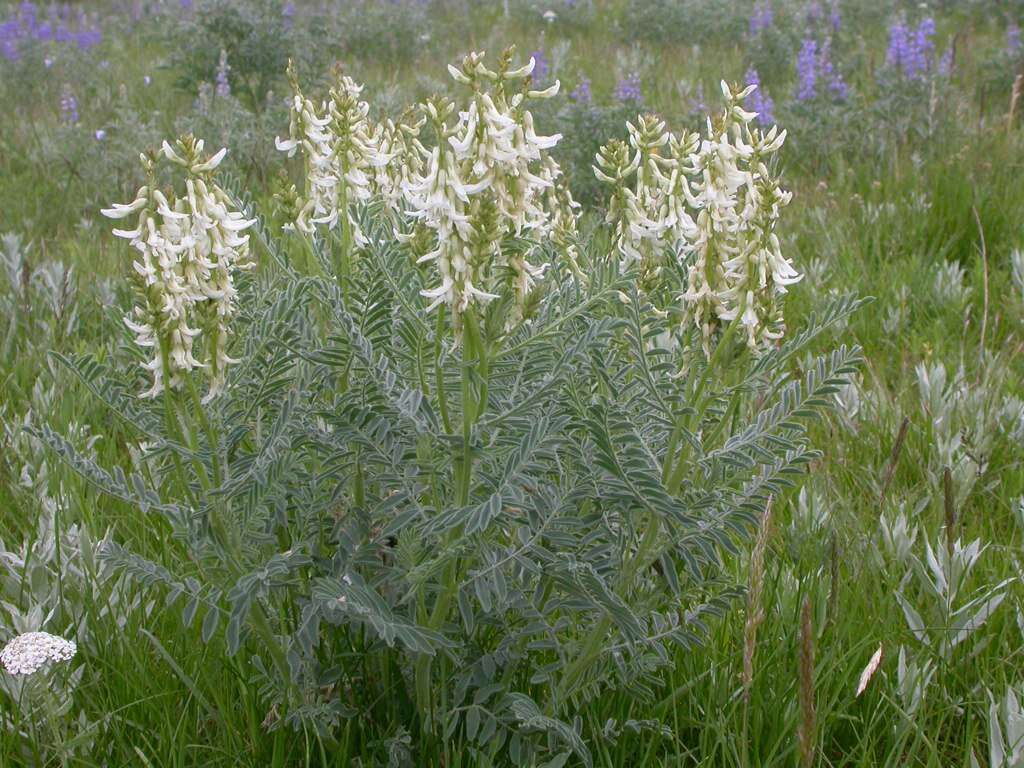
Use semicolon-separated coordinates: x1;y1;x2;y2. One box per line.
1;1;1023;765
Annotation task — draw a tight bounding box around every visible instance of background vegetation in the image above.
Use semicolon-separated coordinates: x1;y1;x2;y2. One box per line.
1;0;1023;765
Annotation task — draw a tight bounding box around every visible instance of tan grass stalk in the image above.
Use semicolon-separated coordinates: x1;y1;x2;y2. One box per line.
1008;73;1023;133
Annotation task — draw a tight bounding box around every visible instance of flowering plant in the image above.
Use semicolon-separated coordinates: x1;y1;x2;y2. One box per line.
39;55;862;765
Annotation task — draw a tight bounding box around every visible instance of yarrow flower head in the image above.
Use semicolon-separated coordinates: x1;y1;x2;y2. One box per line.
1;632;76;676
595;81;798;352
102;136;255;400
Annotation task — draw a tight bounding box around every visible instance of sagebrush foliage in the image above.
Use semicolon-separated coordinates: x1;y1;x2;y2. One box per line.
38;58;863;765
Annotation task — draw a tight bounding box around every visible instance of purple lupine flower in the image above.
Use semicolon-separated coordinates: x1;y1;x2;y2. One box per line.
938;45;953;77
907;17;935;77
570;77;591;104
2;39;19;61
885;18;910;71
688;82;707;116
748;2;773;36
531;48;550;82
1008;20;1021;55
819;41;848;101
796;38;818;101
887;16;935;79
94;129;106;141
614;72;642;104
283;2;295;16
215;50;231;98
180;0;194;8
829;2;841;32
59;86;78;125
744;68;774;125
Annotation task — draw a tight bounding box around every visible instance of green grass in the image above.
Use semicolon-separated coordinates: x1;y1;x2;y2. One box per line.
1;1;1023;765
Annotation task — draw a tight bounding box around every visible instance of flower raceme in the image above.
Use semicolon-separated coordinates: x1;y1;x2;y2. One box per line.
107;62;800;408
402;49;570;333
101;136;254;400
595;80;800;352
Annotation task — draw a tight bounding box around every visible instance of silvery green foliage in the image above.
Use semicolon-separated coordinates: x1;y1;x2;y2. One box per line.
1012;249;1024;303
895;535;1011;664
0;491;132;763
931;259;971;307
977;686;1024;768
37;66;863;764
915;358;1011;509
895;645;935;726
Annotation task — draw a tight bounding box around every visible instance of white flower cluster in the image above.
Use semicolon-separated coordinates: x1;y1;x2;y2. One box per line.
1;631;76;676
595;81;800;351
102;136;255;400
276;64;390;245
401;49;568;332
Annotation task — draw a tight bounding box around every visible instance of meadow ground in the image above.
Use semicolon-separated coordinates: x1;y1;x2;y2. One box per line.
0;1;1023;766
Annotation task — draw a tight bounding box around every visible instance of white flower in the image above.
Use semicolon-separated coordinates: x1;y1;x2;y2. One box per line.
277;64;387;247
402;51;572;333
1;632;77;676
103;136;253;400
596;81;798;352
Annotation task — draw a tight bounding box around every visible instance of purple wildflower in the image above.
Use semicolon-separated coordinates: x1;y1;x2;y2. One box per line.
614;72;642;104
215;50;231;98
1008;19;1021;56
744;68;774;125
688;82;707;116
819;41;848;101
748;2;773;36
531;48;550;83
829;2;841;32
887;16;936;79
570;77;592;104
938;45;953;77
885;19;910;71
94;129;106;141
796;38;818;101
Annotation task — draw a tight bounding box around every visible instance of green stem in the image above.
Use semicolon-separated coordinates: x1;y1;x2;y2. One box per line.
665;315;742;495
184;370;223;487
434;306;452;434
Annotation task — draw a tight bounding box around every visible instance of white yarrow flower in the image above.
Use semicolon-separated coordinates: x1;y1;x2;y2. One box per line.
1;632;77;676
